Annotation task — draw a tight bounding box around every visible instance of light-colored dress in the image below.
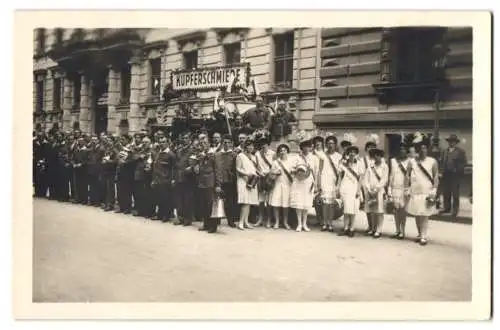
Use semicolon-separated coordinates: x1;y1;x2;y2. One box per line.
255;148;276;203
268;157;293;208
363;162;389;214
290;153;319;210
339;161;363;215
319;151;342;204
406;157;438;217
236;152;260;205
389;157;410;209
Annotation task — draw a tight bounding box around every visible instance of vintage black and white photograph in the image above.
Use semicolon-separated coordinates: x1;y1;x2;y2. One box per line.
14;10;491;320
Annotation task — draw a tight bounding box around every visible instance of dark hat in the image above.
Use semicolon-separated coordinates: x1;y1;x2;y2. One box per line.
223;134;233;141
368;148;384;158
133;131;144;138
345;145;359;155
276;143;290;153
445;134;460;143
325;135;337;144
365;141;377;150
312;135;325;144
243;138;255;147
340;140;352;148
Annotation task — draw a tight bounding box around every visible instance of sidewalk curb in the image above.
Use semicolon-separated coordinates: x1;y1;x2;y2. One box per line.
429;214;472;225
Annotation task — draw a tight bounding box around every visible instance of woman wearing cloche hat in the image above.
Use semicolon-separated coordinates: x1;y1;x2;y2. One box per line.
317;132;343;232
235;137;260;230
363;147;389;238
267;142;293;229
290;130;320;232
337;139;363;238
406;132;440;246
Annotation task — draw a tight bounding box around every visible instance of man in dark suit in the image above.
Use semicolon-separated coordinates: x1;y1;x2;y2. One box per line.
439;134;467;218
130;132;148;217
101;135;118;211
46;134;60;200
115;135;134;214
72;137;89;204
33;131;49;198
242;95;272;133
191;139;222;233
215;134;238;227
151;136;177;222
87;135;104;206
174;132;194;225
56;132;72;202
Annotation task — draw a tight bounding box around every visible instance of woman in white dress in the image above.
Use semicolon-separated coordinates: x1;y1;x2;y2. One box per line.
255;137;276;227
406;135;439;245
268;143;293;229
360;140;376;235
312;134;326;229
363;148;389;238
318;134;342;232
235;139;260;230
290;137;320;232
387;142;411;239
337;145;363;237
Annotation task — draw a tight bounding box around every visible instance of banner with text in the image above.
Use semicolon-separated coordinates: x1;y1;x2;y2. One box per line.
172;64;249;91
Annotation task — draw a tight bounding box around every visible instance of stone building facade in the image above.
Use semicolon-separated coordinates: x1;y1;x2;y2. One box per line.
33;27;472;159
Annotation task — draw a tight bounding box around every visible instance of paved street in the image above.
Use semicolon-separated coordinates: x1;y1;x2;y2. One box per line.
33;199;471;302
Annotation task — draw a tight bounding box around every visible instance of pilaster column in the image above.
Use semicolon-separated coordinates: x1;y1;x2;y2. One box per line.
128;52;142;133
79;73;90;134
107;65;120;134
62;73;73;131
33;78;37;114
45;70;53;113
160;49;167;94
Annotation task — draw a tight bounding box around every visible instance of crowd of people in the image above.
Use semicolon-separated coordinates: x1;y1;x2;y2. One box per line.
33;123;468;245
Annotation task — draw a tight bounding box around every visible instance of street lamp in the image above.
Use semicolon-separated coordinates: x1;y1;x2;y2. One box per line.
432;43;449;149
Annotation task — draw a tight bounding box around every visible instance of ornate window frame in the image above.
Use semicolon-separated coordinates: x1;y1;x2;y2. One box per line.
373;27;449;106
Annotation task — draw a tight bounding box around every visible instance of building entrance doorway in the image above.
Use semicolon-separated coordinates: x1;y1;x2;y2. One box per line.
385;134;402;160
94;105;108;134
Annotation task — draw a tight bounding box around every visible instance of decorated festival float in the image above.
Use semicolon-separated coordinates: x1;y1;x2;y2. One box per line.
153;62;297;145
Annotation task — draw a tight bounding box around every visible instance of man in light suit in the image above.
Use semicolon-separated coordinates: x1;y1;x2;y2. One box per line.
439;134;467;218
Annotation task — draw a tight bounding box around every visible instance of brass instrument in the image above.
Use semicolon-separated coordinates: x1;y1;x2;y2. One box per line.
210;197;226;219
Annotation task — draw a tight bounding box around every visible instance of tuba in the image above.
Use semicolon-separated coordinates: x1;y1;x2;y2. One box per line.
210;196;226;219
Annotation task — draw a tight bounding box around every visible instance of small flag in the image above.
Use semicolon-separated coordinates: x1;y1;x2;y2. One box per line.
253;76;260;96
227;73;236;94
213;91;219;111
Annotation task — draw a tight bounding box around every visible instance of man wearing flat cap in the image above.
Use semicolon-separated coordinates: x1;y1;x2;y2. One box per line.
439;134;467;218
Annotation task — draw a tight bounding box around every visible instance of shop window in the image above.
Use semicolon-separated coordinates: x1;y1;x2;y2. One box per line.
36;28;46;54
273;32;294;89
149;58;162;96
120;65;131;104
36;79;44;112
224;43;241;65
53;77;62;111
183;51;198;70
